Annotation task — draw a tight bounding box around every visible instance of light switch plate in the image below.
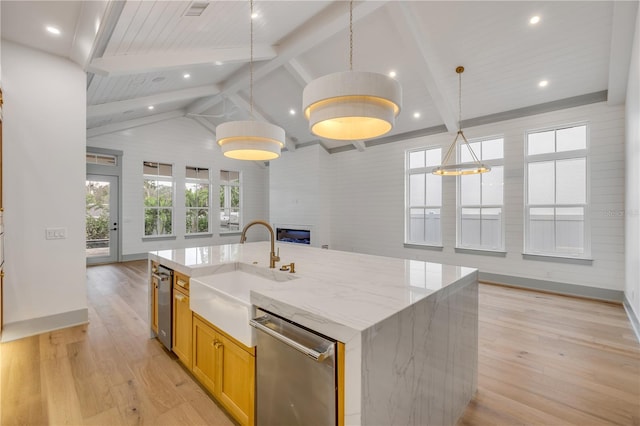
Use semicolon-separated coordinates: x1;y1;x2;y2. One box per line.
45;227;67;240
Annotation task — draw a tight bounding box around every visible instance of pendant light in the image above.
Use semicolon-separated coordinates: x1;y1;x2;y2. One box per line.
432;66;490;176
216;0;285;161
302;0;402;141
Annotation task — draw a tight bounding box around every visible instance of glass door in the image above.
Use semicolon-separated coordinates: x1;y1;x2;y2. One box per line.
86;175;119;264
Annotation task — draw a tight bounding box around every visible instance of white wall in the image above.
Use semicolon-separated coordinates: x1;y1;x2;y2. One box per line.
625;6;640;322
270;144;331;248
2;41;87;324
88;117;270;256
328;102;625;292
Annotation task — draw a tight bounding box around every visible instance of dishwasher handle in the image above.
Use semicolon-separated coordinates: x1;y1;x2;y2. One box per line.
152;272;171;281
250;317;333;362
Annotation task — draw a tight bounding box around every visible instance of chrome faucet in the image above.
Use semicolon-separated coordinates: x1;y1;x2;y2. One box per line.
240;220;280;268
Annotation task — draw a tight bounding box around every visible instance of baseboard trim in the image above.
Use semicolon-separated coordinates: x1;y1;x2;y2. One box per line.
122;253;148;261
479;272;624;303
623;295;640;344
1;308;89;342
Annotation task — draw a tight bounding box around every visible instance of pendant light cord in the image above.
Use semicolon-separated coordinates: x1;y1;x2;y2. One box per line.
349;0;353;71
249;0;254;118
458;69;462;130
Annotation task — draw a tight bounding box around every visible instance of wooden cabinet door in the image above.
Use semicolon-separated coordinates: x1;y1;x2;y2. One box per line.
151;276;159;334
172;288;192;368
192;315;219;395
217;334;255;426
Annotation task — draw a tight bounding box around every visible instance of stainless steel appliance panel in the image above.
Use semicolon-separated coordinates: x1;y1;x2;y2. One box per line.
154;265;173;350
251;310;337;426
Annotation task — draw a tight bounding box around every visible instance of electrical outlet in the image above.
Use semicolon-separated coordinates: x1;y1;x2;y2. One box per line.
45;227;67;240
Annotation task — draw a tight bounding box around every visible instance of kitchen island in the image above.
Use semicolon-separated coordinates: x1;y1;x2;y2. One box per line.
149;241;478;426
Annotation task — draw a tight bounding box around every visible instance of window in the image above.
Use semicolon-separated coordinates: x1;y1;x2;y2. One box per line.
143;161;173;236
86;153;116;166
525;124;588;257
186;166;210;234
406;147;442;246
220;170;241;232
458;137;504;250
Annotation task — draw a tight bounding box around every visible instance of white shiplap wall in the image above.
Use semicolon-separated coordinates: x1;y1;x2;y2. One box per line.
269;144;331;248
328;102;625;292
88;117;270;256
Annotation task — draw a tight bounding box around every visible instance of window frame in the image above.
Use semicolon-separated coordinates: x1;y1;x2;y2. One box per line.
143;161;175;238
219;170;242;234
456;135;505;252
405;147;443;247
185;166;211;235
524;122;591;259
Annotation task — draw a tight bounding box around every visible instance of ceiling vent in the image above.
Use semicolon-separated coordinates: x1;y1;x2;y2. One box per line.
184;1;209;17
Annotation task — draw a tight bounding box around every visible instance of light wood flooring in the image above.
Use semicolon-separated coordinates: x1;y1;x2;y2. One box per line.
1;260;639;425
1;261;234;426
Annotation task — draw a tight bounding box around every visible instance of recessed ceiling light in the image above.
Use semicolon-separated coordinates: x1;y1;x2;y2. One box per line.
251;12;259;19
148;106;155;110
46;26;61;35
215;61;223;66
289;109;296;116
529;15;540;25
413;112;421;119
183;73;191;79
389;70;397;78
538;80;548;87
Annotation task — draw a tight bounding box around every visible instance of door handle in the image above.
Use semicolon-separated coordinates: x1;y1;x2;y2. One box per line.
111;227;117;231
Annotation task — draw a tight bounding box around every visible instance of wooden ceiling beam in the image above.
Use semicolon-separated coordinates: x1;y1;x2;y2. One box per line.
87;110;185;137
88;85;220;118
88;45;276;77
389;3;458;133
284;58;314;87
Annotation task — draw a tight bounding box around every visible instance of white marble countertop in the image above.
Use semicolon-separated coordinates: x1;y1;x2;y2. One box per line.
150;242;476;342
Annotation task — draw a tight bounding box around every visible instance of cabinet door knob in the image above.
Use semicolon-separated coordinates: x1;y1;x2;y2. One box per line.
175;293;185;302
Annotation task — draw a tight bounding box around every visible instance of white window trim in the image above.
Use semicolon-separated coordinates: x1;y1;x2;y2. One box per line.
219;170;242;234
405;147;442;247
143;162;175;238
456;136;505;252
185;166;212;235
523;122;591;259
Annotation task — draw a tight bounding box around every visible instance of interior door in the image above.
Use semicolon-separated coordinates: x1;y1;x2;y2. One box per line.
86;174;119;264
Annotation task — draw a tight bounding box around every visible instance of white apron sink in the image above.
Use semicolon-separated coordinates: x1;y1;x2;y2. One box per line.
190;263;296;347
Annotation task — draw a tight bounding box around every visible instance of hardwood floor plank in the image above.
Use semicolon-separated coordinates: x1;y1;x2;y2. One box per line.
128;353;186;414
40;356;84;425
83;406;127;426
152;401;210;426
1;336;48;425
110;377;159;426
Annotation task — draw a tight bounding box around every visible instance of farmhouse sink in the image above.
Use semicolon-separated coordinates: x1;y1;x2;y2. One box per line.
190;263;297;347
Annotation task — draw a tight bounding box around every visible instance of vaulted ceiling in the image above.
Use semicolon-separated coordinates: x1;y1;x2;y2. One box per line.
2;1;638;153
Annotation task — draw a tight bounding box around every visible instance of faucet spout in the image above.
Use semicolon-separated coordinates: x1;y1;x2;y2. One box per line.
240;220;280;268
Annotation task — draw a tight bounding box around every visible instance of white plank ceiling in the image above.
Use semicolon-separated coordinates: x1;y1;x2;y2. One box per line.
1;0;637;152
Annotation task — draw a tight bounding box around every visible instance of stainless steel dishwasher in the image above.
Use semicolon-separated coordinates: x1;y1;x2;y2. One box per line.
250;309;337;426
